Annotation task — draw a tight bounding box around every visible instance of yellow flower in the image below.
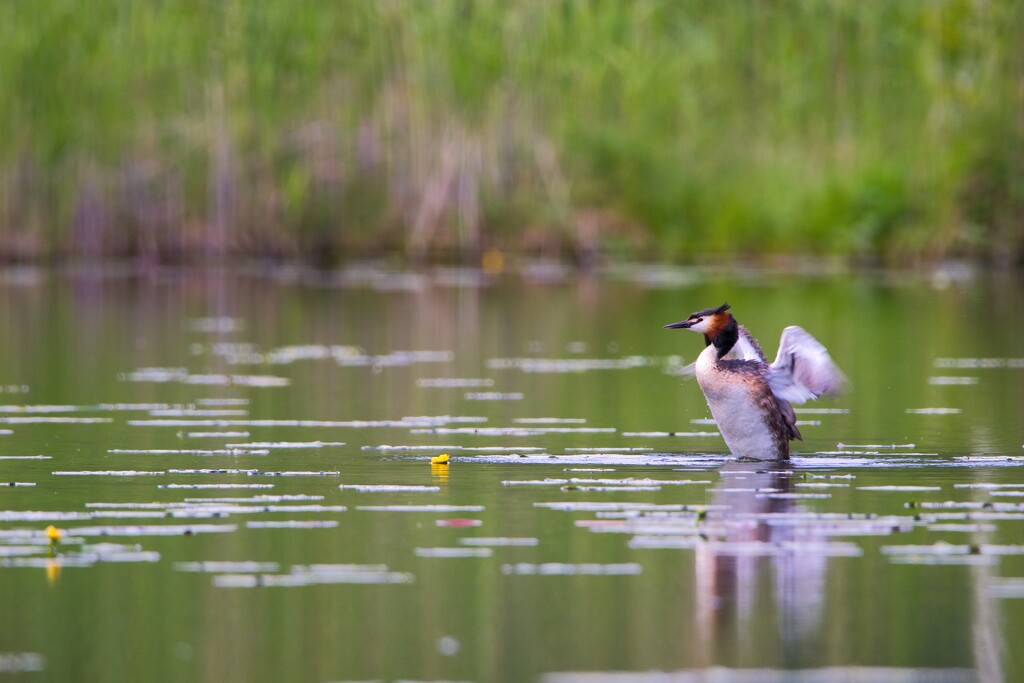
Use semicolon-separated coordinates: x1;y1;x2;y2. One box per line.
45;525;62;543
430;453;450;465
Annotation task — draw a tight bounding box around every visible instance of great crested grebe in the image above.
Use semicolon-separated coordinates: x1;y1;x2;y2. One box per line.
664;303;847;459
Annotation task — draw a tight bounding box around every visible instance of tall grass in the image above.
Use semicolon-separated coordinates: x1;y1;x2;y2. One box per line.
0;0;1021;265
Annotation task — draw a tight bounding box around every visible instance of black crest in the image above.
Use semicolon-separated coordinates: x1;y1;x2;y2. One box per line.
689;302;730;320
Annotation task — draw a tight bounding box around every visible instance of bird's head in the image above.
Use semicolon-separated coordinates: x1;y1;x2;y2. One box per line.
664;303;733;336
664;303;739;356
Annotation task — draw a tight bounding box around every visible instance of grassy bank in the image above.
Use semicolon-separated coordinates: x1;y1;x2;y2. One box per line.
1;1;1021;265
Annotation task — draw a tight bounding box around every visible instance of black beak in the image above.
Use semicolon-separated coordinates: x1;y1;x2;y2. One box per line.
664;320;694;329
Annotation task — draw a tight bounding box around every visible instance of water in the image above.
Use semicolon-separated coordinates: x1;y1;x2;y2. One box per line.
0;264;1022;682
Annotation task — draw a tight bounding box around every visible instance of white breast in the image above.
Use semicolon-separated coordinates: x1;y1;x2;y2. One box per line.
694;345;781;459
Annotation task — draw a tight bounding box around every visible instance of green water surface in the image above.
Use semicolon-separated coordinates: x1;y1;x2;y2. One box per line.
0;265;1022;682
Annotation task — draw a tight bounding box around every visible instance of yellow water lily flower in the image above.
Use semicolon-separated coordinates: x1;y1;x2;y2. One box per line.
45;525;62;543
430;453;450;465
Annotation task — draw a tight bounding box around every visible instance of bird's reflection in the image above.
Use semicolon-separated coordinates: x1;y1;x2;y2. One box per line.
694;459;828;659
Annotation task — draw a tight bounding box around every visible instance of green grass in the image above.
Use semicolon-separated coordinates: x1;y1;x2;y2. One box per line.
1;0;1021;264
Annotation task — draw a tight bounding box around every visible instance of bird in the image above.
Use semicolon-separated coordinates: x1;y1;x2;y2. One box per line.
664;303;847;459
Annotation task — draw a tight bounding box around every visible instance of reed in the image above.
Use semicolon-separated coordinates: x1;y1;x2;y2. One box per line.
1;1;1021;265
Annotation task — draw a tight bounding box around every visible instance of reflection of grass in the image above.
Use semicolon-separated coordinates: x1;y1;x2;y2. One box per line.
1;1;1021;264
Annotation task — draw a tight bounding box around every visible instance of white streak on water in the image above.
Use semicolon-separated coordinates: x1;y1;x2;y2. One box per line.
255;471;341;477
566;486;662;492
159;484;273;490
91;503;346;516
0;653;45;673
988;578;1024;598
417;427;615;435
89;551;161;563
925;512;1024;521
503;562;642;575
564;448;651;453
458;537;539;547
225;441;345;449
53;470;165;476
188;317;242;333
934;357;1024;368
149;409;248;417
954;456;1024;463
356;505;484;512
129;417;483;428
415;547;492;558
927;523;997;533
340;484;441;493
0;511;92;521
954;483;1024;489
567;478;711;487
167;468;259;475
229;375;293;387
109;449;268;455
120;368;291;386
452;454;726;467
87;511;167;519
627;537;700;549
0;417;113;424
888;555;998;566
212;564;414;587
181;495;323;503
621;431;719;437
185;431;251;438
246;520;339;529
796;482;849;488
877;542;1024;556
858;485;942;491
4;404;167;414
727;541;860;556
69;524;237;536
363;444;461;451
362;445;545;453
465;392;524;400
417;378;494;388
918;501;1012;510
486;357;647;372
757;492;832;500
0;546;48;557
176;561;280;573
535;502;715;513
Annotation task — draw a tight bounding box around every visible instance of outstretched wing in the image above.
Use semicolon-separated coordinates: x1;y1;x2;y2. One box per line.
727;325;767;362
672;361;698;380
766;326;847;404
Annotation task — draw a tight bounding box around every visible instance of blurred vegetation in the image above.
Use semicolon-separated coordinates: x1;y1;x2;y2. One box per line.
0;0;1021;265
